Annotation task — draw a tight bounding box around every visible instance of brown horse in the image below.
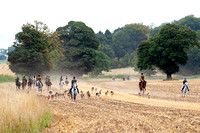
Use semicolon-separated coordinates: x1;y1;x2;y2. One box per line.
139;80;147;94
28;78;32;90
22;79;26;90
45;79;52;91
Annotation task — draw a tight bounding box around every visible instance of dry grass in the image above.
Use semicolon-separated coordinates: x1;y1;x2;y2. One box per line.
0;83;51;133
0;63;15;76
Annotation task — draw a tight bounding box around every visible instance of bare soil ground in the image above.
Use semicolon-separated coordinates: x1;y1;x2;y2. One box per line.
40;79;200;133
1;65;200;132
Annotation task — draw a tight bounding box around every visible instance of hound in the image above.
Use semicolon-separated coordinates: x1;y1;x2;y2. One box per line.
96;89;102;98
147;93;150;99
87;91;91;98
110;91;114;96
91;87;94;92
80;91;85;99
105;90;109;96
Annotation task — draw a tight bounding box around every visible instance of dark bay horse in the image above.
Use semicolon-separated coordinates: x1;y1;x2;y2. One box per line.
28;78;33;90
15;79;21;90
139;80;147;94
22;79;27;90
45;79;52;91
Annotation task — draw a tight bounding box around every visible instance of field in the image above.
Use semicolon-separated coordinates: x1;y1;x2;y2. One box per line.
0;63;200;132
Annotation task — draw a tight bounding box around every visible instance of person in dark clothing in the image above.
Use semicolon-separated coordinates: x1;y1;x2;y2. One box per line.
70;77;79;93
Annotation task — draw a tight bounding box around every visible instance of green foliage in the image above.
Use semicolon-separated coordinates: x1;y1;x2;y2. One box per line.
8;21;62;76
174;15;200;31
56;21;100;76
179;47;200;75
99;43;115;58
111;57;119;68
90;51;111;76
112;23;150;58
130;51;157;76
0;75;16;83
0;112;51;133
137;23;198;79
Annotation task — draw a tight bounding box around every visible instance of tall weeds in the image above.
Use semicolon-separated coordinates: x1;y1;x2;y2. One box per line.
0;87;51;133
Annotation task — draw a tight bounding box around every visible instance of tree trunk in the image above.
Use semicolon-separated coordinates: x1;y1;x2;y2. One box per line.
166;73;172;80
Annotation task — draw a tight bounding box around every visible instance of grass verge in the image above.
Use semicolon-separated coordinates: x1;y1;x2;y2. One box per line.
0;74;16;83
0;86;51;133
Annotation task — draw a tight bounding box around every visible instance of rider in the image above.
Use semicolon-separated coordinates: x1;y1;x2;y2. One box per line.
22;76;27;85
37;75;43;86
70;77;79;93
181;78;189;92
60;76;63;82
15;76;19;82
139;73;146;86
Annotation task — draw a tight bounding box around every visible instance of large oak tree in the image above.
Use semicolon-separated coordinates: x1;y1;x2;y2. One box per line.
8;21;62;76
56;21;100;76
137;23;198;79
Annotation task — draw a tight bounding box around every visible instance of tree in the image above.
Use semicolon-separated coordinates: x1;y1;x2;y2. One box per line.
105;29;112;45
137;23;198;79
174;15;200;31
8;21;62;76
90;51;111;76
99;43;115;58
112;23;150;58
56;21;99;76
179;47;200;75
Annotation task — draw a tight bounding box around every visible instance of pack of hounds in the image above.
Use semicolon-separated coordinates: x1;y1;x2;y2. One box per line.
46;87;114;101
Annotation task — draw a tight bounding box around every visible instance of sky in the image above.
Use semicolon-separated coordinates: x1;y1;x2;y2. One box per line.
0;0;200;49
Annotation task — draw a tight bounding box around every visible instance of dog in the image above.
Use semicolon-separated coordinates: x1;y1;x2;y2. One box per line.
50;94;55;100
147;93;150;99
47;95;50;100
96;89;102;98
49;90;53;95
91;87;94;92
105;90;109;96
110;91;114;96
87;91;91;98
80;91;85;99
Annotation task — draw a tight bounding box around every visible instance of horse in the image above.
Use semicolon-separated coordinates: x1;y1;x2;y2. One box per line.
15;79;21;90
139;80;147;94
45;78;52;91
32;76;37;88
22;79;27;90
181;82;189;97
70;82;79;101
65;78;69;86
59;80;65;90
36;80;43;93
28;78;33;90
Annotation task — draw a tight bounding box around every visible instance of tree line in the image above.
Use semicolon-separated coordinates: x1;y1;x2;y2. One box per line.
8;15;200;79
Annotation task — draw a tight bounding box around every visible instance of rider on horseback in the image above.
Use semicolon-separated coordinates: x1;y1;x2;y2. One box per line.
139;73;146;86
15;76;19;82
37;75;43;86
181;78;189;92
69;77;79;93
22;76;27;85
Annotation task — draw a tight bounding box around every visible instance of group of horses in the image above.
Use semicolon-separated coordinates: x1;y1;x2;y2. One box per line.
15;76;48;92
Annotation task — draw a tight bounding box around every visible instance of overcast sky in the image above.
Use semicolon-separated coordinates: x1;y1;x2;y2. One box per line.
0;0;200;49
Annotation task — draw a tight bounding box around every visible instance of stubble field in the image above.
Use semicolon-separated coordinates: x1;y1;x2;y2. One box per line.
0;63;200;132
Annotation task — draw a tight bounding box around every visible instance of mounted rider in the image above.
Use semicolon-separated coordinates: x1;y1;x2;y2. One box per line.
15;76;19;82
22;76;27;85
37;75;43;86
139;73;146;86
181;78;189;92
69;77;79;93
60;76;63;82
